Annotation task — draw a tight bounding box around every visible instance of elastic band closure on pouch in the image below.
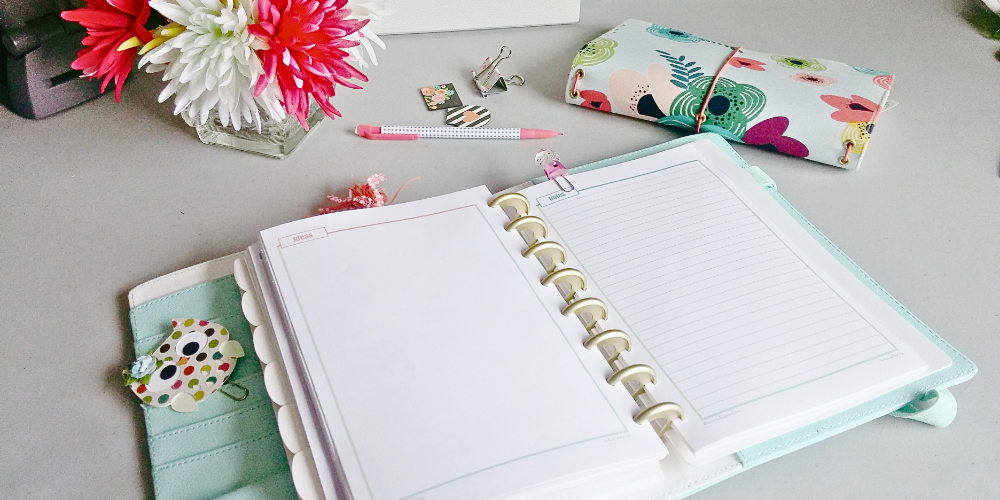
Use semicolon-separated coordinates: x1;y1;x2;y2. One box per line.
840;140;854;165
570;69;584;98
695;46;743;134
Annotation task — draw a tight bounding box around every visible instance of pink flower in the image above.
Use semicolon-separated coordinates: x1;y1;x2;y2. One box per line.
431;94;445;103
578;90;611;112
249;0;370;130
820;94;882;123
420;87;435;96
743;117;809;158
728;57;766;71
790;72;837;86
321;174;388;213
873;75;894;90
318;175;418;214
61;0;153;102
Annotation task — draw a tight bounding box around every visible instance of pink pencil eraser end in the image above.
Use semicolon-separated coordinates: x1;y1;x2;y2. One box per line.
356;125;380;138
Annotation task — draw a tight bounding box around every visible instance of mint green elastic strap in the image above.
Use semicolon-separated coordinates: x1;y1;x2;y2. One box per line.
890;389;958;428
742;165;776;191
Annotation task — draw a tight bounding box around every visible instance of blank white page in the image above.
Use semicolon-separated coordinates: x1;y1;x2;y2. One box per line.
517;141;950;462
256;187;665;500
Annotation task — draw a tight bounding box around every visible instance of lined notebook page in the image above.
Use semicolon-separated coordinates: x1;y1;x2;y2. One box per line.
518;142;938;460
543;159;900;418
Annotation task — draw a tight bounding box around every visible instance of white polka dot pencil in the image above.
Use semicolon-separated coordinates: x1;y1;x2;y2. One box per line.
355;125;561;140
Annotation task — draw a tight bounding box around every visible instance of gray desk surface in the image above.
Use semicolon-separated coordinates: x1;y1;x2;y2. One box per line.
2;0;999;498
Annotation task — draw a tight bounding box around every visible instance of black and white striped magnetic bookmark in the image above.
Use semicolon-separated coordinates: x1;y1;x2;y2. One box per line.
445;105;491;127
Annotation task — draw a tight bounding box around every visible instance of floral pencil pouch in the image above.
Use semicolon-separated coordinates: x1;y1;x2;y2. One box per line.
565;19;894;168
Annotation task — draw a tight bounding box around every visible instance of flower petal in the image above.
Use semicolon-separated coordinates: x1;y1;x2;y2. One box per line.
62;9;133;28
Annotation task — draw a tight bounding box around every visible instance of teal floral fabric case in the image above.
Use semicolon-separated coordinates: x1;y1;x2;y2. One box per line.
565;19;895;168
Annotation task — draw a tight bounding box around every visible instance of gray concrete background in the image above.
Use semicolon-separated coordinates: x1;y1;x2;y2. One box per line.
2;0;999;498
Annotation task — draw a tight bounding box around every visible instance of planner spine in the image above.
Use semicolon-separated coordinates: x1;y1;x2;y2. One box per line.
489;193;684;439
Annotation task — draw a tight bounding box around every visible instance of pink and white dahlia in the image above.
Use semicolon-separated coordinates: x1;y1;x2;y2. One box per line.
249;0;369;129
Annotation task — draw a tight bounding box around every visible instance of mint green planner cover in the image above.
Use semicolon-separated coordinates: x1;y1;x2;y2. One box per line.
129;275;295;500
532;133;977;475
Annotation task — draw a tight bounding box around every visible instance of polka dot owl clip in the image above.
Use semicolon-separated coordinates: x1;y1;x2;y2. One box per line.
123;318;245;412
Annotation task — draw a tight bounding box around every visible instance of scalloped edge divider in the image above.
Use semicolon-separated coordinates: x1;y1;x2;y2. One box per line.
234;257;325;500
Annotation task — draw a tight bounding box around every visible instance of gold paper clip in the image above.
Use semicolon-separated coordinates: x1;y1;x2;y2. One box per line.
472;46;525;97
220;380;249;401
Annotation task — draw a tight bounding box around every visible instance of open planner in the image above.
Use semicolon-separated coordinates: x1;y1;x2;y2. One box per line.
220;135;968;500
128;134;974;499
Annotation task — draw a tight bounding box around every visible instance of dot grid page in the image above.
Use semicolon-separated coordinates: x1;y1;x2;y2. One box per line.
517;141;937;460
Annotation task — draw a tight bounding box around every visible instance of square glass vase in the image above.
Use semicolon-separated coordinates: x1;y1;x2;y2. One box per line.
183;102;325;159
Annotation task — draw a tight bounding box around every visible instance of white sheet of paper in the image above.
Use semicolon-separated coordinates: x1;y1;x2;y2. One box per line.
255;187;665;500
517;140;951;463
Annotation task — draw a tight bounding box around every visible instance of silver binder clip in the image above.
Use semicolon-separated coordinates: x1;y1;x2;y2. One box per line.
536;149;575;192
472;46;525;97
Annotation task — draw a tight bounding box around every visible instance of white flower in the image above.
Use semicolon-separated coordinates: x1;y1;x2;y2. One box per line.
344;0;394;69
140;0;284;131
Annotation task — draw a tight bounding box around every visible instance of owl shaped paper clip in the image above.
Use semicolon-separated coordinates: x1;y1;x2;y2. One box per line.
123;318;245;412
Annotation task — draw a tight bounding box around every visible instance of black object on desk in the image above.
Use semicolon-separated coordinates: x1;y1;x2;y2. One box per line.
0;0;102;118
